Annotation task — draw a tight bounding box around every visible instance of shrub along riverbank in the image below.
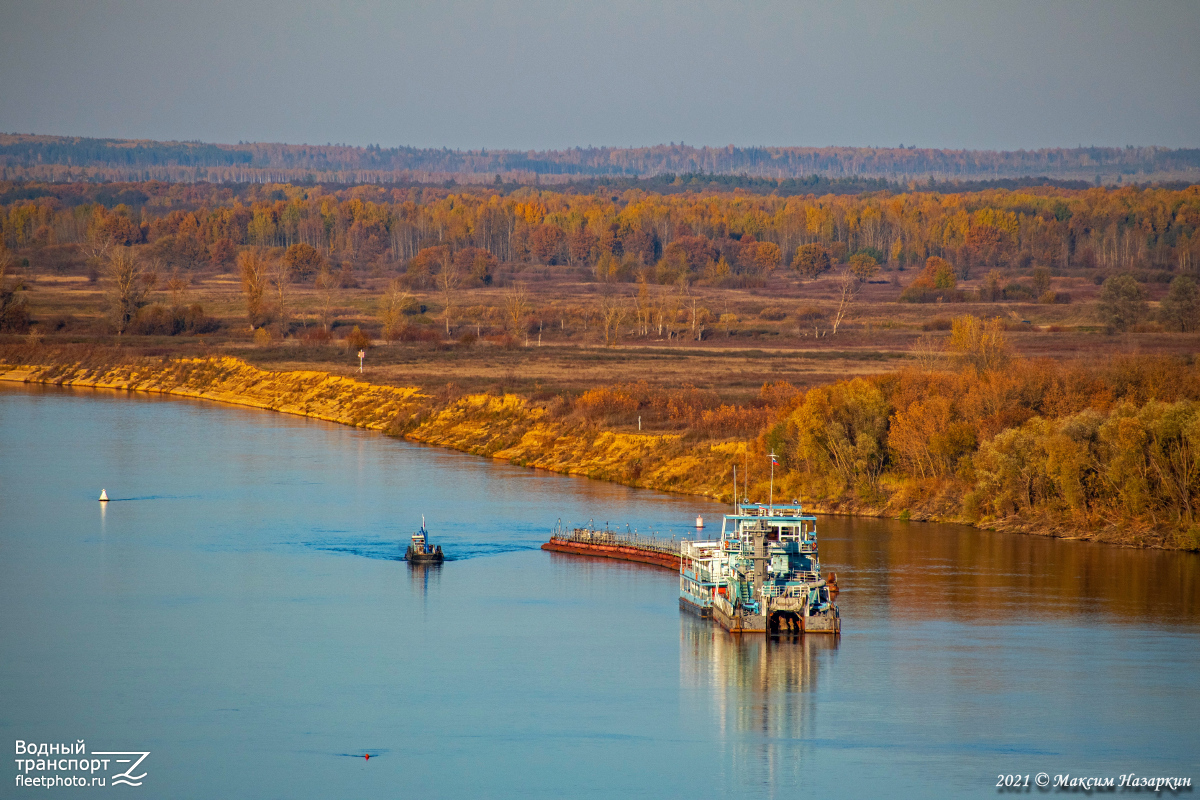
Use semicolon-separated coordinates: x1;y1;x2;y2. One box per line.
2;332;1198;551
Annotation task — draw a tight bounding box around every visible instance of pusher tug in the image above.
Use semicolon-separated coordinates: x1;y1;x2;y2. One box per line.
683;501;840;634
405;517;444;564
680;456;839;634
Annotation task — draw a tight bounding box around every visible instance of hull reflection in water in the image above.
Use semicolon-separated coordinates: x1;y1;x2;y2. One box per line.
681;614;838;728
407;561;442;600
680;614;839;787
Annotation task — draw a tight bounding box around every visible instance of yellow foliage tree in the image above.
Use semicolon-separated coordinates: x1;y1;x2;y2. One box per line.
948;315;1010;373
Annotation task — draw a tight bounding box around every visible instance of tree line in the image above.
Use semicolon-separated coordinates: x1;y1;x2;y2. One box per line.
3;180;1199;286
3;134;1199;183
771;325;1200;547
569;320;1200;548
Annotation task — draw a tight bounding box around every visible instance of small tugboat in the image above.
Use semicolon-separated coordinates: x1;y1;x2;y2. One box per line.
404;517;444;563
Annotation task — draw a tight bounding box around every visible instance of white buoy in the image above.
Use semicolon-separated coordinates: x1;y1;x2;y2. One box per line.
695;515;704;529
99;490;109;502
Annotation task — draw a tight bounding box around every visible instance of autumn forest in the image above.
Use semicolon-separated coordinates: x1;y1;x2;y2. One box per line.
2;173;1200;549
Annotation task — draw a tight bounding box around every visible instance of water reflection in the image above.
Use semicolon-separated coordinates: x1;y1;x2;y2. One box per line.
407;561;442;600
820;516;1200;623
5;385;1200;799
680;614;837;736
680;615;839;794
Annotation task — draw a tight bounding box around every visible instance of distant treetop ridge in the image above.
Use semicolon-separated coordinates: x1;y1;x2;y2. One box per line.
1;134;1197;186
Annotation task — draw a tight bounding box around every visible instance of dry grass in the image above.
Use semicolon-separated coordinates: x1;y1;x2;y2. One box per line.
13;267;1200;405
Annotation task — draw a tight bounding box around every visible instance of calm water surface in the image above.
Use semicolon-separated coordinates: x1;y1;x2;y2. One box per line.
1;386;1197;798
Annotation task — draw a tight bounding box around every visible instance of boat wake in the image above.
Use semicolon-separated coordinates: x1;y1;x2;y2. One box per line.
302;538;538;562
100;494;202;502
442;541;537;561
294;748;392;759
337;749;389;758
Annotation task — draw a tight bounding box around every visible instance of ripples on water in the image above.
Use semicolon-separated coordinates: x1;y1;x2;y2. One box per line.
1;385;1197;799
303;536;538;562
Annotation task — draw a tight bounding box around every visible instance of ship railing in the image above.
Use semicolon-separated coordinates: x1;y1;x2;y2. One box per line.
551;521;683;557
772;541;817;553
761;583;812;599
680;540;722;558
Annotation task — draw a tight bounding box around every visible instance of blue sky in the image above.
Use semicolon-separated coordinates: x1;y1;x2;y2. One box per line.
1;0;1197;150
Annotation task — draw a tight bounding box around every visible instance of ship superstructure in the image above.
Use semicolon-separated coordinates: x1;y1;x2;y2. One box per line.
680;502;839;634
679;537;724;617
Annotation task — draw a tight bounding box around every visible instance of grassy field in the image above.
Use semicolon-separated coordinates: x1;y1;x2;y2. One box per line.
13;265;1197;405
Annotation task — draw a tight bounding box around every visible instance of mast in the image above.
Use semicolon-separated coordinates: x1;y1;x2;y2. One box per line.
769;452;777;510
743;446;749;503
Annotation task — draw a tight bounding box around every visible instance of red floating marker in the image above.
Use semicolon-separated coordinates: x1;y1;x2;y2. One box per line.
364;754;370;760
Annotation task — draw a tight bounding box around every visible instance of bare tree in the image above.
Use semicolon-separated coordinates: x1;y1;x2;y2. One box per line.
634;279;652;336
830;267;858;335
238;249;269;325
657;287;678;338
165;267;189;309
268;257;293;336
315;267;339;333
82;220;114;264
379;278;413;342
504;282;529;342
106;248;156;336
438;257;462;335
909;334;943;371
598;290;626;346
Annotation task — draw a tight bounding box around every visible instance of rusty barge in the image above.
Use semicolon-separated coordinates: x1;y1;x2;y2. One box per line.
542;523;682;570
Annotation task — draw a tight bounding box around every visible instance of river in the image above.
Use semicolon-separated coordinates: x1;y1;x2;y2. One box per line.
1;385;1197;798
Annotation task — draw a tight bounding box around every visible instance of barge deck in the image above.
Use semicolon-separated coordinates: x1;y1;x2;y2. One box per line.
541;524;682;571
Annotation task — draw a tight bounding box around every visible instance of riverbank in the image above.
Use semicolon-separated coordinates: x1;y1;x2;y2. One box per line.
2;344;1196;551
0;345;736;501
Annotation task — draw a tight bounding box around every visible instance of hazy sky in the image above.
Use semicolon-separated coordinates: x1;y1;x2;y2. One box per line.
2;0;1197;151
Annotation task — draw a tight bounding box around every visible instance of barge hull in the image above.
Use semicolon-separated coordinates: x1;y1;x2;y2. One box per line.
678;595;713;618
712;598;768;633
801;613;841;634
542;538;681;571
